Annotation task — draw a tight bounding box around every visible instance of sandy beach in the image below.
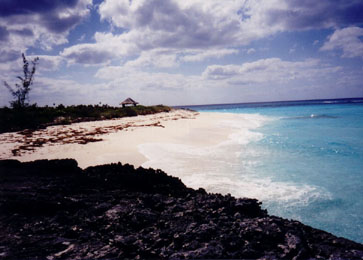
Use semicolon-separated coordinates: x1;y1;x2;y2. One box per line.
0;109;246;169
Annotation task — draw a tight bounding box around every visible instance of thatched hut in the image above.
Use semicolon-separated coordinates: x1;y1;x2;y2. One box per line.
121;98;139;108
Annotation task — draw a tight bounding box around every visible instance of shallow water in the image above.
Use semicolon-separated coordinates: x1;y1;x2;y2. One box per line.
142;99;363;243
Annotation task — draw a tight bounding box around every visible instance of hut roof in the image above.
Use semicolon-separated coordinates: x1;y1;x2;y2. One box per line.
121;98;139;105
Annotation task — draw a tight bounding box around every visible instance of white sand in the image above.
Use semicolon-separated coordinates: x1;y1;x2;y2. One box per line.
0;110;243;169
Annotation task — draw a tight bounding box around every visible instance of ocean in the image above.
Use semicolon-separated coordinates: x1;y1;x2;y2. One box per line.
144;98;363;243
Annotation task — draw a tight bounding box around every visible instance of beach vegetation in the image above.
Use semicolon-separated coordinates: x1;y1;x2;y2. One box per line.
0;104;171;134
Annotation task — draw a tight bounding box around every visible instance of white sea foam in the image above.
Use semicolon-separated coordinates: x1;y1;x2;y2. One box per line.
218;113;272;146
139;112;331;208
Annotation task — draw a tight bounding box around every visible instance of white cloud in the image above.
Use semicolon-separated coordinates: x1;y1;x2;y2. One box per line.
98;0;363;46
63;0;363;66
90;57;354;106
3;0;363;66
21;76;113;106
0;0;91;60
28;55;64;72
124;49;179;68
253;0;363;31
96;57;344;97
95;65;199;90
181;49;238;62
60;32;140;65
60;43;114;65
203;58;342;84
94;65;206;105
98;0;264;50
62;33;239;66
2;0;363;106
320;27;363;58
59;0;251;66
247;48;256;54
1;55;359;107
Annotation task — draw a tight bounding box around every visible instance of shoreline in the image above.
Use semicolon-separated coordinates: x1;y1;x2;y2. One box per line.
0;109;247;168
1;107;363;247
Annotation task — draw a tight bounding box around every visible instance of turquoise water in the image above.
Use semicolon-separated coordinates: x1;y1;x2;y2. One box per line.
186;100;363;243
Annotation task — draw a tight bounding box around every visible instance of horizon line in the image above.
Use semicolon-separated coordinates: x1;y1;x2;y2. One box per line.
173;97;363;108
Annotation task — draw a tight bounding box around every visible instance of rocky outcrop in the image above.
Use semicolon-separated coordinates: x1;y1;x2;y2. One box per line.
0;159;362;259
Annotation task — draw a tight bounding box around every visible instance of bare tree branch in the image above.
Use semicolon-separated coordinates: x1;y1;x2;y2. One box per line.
4;81;15;95
3;53;39;108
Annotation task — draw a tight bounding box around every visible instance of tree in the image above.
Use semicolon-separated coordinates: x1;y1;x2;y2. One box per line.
4;53;39;108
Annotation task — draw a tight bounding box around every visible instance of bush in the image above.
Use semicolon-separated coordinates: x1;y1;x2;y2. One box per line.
0;104;172;134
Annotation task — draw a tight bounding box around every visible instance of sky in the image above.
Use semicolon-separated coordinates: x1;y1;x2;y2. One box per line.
0;0;362;107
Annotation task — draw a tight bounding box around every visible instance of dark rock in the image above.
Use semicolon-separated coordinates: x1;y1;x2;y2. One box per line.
0;159;362;259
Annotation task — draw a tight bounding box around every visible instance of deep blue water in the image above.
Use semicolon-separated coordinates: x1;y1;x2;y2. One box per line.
180;98;363;243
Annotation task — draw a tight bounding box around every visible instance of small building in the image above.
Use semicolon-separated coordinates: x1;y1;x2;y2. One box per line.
120;98;139;108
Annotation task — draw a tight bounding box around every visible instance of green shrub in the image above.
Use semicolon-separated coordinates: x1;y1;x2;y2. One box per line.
0;104;172;133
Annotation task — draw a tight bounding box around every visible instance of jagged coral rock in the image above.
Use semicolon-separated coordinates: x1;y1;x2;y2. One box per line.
0;159;362;259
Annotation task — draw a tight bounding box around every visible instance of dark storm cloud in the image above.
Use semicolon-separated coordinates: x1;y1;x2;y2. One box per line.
0;0;88;34
266;0;363;30
0;0;78;16
0;0;90;54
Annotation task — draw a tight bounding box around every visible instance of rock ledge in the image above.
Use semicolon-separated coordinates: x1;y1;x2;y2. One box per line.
0;159;362;259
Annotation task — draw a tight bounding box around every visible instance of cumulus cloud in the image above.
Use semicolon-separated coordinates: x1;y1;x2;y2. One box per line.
120;48;239;68
98;0;257;49
2;0;363;106
59;0;249;66
0;50;19;63
0;0;91;54
0;54;64;98
203;58;342;84
95;65;204;101
64;0;252;66
96;66;196;89
27;76;110;106
91;64;207;105
94;0;363;63
62;35;239;66
181;49;239;62
320;27;363;58
96;57;343;93
124;49;179;68
1;73;120;107
136;0;363;46
3;0;363;67
29;55;64;72
89;56;355;106
247;48;256;55
0;0;91;33
60;43;114;65
60;31;140;65
261;0;363;31
61;0;363;67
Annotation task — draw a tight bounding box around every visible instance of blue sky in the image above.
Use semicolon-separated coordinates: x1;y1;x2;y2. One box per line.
0;0;362;106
